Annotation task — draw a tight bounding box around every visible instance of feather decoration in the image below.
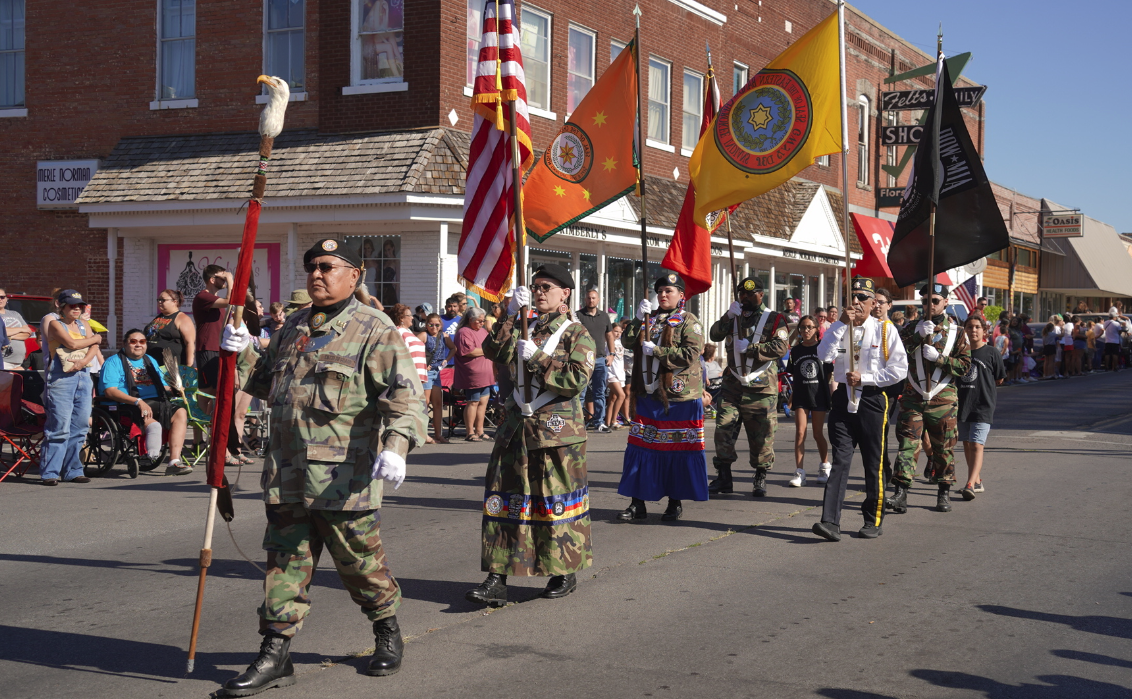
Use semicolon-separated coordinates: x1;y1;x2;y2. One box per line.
162;347;185;396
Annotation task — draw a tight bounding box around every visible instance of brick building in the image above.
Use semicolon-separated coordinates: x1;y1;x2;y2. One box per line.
0;0;987;344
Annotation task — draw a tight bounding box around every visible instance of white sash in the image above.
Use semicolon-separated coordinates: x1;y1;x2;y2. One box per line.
728;309;773;386
911;322;959;400
513;318;577;417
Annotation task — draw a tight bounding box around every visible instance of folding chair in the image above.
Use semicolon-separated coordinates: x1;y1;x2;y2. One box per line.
170;364;214;469
0;370;46;482
439;367;469;438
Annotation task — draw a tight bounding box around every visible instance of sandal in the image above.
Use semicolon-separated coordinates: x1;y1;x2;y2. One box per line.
478;433;493;441
465;435;482;442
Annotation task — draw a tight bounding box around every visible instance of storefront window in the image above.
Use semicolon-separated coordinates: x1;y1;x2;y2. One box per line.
528;247;572;283
756;269;770;298
344;235;400;307
580;253;598;296
1013;291;1035;318
807;276;819;314
607;257;638;323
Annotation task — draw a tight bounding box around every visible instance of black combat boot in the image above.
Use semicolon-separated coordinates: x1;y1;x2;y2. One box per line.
617;498;647;521
661;498;682;522
541;573;577;599
936;484;952;512
366;616;404;676
222;634;296;697
465;573;508;607
707;465;734;495
752;468;768;497
888;483;908;514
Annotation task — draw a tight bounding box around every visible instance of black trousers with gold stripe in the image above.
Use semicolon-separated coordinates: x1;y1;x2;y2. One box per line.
820;385;891;528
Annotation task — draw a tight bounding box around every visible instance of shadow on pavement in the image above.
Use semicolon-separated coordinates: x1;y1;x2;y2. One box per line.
748;524;827;544
816;690;901;699
977;604;1132;640
1050;648;1132;669
908;669;1132;698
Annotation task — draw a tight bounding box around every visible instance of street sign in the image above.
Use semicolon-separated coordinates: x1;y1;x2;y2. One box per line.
1042;212;1083;238
880;85;987;111
877;187;904;208
880;124;924;146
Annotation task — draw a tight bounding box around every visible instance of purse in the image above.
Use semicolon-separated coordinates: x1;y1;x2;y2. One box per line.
55;347;87;372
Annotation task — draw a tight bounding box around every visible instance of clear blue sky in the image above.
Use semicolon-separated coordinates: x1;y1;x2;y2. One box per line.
851;0;1131;232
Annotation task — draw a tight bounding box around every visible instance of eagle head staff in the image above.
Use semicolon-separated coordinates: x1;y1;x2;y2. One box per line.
257;75;290;139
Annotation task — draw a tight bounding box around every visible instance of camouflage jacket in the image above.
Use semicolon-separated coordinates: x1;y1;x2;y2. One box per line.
708;304;789;394
623;308;705;401
899;314;971;400
246;298;426;511
484;311;595;450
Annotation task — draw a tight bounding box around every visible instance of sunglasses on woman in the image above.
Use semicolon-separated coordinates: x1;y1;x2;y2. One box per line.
530;283;562;293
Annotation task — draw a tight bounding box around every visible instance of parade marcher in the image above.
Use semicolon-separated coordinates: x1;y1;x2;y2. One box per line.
617;272;707;521
889;282;971;515
465;263;595;607
219;239;426;695
706;277;788;497
956;314;1005;500
785;315;831;487
811;278;908;541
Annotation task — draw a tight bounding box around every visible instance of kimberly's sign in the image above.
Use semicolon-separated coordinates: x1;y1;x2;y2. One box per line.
37;160;99;210
880;86;986;111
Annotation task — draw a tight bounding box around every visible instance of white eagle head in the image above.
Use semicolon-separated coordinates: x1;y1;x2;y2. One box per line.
257;75;290;138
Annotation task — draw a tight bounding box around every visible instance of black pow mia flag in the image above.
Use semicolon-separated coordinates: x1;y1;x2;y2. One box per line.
887;59;1009;288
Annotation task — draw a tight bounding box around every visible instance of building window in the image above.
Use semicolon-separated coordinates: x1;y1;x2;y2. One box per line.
733;62;747;97
519;6;550;110
856;95;869;185
610;39;625;64
815;154;829;167
682;70;703;151
466;0;481;86
567;25;595;114
884;111;896;186
648;56;670;144
265;0;304;90
347;235;401;306
356;0;404;83
159;0;196;100
0;0;24;108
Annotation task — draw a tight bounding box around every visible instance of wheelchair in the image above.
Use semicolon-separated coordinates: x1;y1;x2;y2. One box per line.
82;402;170;479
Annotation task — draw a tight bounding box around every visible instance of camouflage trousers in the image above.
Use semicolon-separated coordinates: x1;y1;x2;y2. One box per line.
259;503;400;638
893;387;959;486
482;437;592;577
712;386;777;472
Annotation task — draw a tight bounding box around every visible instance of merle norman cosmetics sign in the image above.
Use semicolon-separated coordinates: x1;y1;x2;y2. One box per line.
37;160;99;209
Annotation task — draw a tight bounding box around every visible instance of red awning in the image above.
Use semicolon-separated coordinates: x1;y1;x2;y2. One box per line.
851;213;894;278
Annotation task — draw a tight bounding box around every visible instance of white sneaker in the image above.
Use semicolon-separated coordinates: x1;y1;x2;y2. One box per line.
816;462;832;484
789;468;806;487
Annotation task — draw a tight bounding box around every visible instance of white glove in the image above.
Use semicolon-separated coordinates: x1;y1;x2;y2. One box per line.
518;339;538;361
735;338;751;355
727;301;743;319
641;340;657;356
922;345;940;362
220;323;251;353
372;451;406;490
636;298;654;321
508;286;530;315
917;320;935;338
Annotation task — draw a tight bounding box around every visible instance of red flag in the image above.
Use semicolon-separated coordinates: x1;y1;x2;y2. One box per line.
662;64;720;296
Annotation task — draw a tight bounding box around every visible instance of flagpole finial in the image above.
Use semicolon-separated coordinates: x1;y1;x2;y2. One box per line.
633;3;641;27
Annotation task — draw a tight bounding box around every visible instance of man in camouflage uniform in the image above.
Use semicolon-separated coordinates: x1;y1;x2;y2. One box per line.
617;272;707;522
708;277;789;497
465;263;595;607
889;282;971;515
219;239;426;697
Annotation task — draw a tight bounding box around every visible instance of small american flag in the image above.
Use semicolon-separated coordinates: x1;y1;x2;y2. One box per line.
458;0;533;301
955;276;979;313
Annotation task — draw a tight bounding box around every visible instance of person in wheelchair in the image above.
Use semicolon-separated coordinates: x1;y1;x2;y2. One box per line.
100;329;191;476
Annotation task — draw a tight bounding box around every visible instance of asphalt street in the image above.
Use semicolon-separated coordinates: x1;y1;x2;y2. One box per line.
2;370;1131;698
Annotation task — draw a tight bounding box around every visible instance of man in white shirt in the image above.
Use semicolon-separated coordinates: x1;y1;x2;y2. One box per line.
1104;310;1128;372
812;277;908;542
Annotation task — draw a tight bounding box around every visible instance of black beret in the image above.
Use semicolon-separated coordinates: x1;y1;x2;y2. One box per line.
654;272;685;293
532;263;574;289
918;282;950;298
851;276;876;297
736;276;763;293
304;238;364;269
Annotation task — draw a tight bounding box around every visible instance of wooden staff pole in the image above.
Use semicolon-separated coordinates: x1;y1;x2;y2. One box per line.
509;99;532;403
632;9;653;388
836;1;855;382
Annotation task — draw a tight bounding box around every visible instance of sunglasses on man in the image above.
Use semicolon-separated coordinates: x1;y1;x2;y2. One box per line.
303;262;352;274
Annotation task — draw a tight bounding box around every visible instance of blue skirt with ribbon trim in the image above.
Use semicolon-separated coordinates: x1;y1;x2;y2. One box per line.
618;395;709;501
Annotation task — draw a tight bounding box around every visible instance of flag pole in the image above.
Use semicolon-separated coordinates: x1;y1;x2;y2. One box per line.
706;41;738;303
924;25;943;394
837;1;855;381
633;5;653;390
510;99;532;403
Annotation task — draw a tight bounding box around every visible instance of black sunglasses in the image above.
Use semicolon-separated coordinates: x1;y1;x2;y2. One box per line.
852;293;873;302
303;262;352;274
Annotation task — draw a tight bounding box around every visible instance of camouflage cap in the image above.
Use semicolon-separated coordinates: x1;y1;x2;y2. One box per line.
304;238;363;269
654;272;685;293
735;276;764;294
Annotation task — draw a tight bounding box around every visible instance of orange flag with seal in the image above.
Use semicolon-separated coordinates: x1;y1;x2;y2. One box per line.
525;39;639;243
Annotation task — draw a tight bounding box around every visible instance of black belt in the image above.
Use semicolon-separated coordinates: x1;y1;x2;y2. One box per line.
837;384;887;398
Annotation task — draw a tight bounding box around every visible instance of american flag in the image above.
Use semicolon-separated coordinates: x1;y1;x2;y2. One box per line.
955;275;979;313
458;0;533;301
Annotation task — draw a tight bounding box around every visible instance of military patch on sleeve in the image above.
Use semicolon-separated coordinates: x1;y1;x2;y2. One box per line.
777;327;789;339
586;350;595;365
693;323;702;336
546;414;565;433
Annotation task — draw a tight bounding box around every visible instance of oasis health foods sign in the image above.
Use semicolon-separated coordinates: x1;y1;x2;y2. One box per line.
37;160;99;209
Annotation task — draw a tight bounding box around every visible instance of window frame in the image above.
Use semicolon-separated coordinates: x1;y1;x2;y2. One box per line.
646;55;672;150
465;0;482;88
346;0;407;95
610;39;626;64
566;23;596;117
518;4;552;116
856;95;870;186
263;0;306;95
153;0;198;108
0;0;26;111
681;69;704;154
732;62;748;98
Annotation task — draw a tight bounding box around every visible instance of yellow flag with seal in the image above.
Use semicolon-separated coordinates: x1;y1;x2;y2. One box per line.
524;39;639;243
690;11;841;226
